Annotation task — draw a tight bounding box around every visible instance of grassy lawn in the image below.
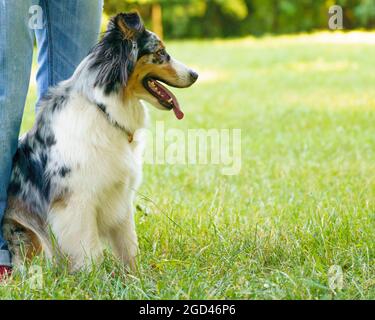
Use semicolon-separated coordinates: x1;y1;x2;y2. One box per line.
1;32;374;299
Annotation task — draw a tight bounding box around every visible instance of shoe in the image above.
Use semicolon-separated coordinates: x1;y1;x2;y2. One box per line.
0;265;12;281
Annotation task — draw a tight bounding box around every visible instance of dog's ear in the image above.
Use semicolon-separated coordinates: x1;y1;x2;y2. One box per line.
91;12;145;95
115;12;144;40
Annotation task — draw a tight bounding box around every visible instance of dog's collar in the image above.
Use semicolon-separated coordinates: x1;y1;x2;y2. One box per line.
95;102;133;142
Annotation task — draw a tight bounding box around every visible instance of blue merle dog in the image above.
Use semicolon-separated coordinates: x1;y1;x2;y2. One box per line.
3;12;198;271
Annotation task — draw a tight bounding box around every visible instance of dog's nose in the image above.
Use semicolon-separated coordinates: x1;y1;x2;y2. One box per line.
189;70;199;82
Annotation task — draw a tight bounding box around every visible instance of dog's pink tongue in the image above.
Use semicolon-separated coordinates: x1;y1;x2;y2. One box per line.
153;80;184;120
173;105;184;120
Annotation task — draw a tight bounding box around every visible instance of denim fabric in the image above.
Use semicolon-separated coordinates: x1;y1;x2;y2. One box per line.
0;0;103;266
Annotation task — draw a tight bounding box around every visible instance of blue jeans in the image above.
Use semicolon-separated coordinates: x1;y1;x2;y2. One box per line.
0;0;103;266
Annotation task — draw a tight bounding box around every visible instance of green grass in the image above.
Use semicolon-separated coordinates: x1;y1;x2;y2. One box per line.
2;32;374;299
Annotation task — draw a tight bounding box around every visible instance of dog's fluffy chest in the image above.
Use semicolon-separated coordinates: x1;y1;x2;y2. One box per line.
51;96;145;200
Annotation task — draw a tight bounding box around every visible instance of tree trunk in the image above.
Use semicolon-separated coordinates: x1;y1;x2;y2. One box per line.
272;0;279;33
151;3;163;39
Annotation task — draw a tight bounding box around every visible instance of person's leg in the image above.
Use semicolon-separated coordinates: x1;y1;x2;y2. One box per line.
0;0;35;267
35;0;103;111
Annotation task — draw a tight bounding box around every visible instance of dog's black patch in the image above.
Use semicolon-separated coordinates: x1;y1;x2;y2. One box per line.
12;142;47;194
8;178;21;195
34;129;56;148
51;95;66;113
39;90;68;114
58;167;71;178
96;103;107;113
45;134;56;147
8;106;70;217
8;144;48;215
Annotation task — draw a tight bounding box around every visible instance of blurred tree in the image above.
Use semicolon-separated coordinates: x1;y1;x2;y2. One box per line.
215;0;248;19
151;2;164;38
354;0;375;26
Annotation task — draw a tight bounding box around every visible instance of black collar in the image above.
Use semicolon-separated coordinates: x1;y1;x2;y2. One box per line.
95;102;133;139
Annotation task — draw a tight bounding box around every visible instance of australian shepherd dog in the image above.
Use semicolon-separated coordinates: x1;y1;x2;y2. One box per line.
3;12;198;271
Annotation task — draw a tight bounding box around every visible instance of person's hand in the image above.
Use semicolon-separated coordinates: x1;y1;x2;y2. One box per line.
0;265;12;282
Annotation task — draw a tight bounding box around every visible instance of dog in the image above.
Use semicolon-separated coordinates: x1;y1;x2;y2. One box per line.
3;12;198;271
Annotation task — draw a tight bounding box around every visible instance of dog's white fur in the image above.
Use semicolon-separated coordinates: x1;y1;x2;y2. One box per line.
50;90;147;270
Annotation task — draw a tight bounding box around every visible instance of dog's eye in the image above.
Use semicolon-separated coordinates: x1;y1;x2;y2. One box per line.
154;49;170;63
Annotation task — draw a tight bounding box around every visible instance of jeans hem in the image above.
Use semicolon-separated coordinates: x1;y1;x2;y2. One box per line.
0;250;11;266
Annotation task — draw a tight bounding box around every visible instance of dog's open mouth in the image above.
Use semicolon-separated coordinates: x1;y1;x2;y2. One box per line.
143;77;184;120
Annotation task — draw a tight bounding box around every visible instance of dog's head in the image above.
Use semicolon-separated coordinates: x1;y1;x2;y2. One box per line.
91;12;198;120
